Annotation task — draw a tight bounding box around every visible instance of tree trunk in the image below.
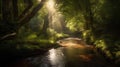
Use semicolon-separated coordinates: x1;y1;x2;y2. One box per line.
12;0;18;21
0;0;46;40
0;0;16;40
0;0;2;21
2;0;13;23
42;14;49;35
84;0;94;30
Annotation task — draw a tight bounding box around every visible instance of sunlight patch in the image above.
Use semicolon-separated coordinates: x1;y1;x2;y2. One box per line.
46;0;56;13
38;0;41;2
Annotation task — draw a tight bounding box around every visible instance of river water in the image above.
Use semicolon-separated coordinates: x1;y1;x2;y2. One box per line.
10;46;110;67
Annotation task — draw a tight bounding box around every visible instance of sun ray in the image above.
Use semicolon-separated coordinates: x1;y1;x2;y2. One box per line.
46;0;56;13
45;0;63;33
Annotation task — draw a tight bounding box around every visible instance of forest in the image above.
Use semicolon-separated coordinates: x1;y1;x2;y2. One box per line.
0;0;120;67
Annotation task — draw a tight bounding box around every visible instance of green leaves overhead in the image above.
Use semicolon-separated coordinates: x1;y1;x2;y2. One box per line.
56;0;120;62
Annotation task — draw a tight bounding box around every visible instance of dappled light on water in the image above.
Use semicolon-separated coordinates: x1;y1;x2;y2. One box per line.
48;48;65;67
59;42;86;48
78;54;93;62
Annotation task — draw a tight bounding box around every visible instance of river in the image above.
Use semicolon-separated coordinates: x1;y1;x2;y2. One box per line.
6;38;113;67
10;47;111;67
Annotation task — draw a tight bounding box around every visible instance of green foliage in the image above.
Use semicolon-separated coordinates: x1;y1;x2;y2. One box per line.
66;14;85;32
0;0;120;63
82;30;94;44
57;0;120;62
18;0;25;14
95;40;107;50
57;0;86;33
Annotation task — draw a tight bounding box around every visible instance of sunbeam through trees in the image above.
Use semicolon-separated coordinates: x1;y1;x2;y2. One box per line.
0;0;120;67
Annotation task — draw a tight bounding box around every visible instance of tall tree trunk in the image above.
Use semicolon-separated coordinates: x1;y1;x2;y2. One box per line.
84;0;94;30
42;14;49;35
0;0;16;39
2;0;13;23
87;0;94;30
0;0;2;21
12;0;18;21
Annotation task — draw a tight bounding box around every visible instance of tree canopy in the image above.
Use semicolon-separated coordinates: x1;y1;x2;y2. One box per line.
0;0;120;65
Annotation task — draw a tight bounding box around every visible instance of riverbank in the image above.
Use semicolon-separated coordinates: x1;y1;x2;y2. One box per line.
0;37;119;67
0;40;60;66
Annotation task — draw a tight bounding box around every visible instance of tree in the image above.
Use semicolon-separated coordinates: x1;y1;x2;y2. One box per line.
57;0;120;63
0;0;46;40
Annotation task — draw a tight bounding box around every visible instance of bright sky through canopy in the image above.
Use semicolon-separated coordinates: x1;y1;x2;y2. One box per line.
45;0;63;33
46;0;56;13
38;0;41;2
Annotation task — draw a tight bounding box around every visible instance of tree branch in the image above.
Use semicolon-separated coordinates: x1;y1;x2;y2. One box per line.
18;0;46;27
17;0;33;21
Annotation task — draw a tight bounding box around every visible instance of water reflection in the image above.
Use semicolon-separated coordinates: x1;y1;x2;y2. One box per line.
27;47;65;67
9;38;110;67
27;47;94;67
48;48;65;67
11;46;109;67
